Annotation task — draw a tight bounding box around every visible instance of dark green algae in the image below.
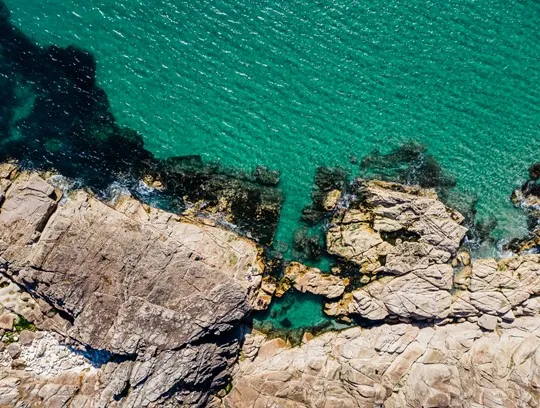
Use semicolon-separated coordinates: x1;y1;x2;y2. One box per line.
0;1;282;246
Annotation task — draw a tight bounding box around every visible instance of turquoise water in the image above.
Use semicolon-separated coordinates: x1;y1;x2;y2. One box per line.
252;289;347;342
3;0;539;332
5;0;540;250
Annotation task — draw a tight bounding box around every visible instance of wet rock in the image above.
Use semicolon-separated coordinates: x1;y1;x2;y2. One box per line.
322;189;341;211
360;142;456;194
301;167;348;225
293;227;322;261
252;166;280;186
529;162;540;180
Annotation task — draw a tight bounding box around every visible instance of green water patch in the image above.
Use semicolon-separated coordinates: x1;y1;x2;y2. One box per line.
252;289;349;344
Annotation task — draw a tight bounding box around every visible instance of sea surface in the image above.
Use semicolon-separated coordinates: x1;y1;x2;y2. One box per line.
3;0;540;334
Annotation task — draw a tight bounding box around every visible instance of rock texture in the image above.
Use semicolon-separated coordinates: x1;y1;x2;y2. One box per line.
321;180;540;325
225;317;540;407
327;180;467;273
1;164;539;407
277;262;346;299
223;178;539;407
0;163;264;407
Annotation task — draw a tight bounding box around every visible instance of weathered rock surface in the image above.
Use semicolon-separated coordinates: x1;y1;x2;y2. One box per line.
330;254;540;323
0;163;264;407
225;317;540;408
1;164;539;407
278;262;346;299
327;180;467;274
324;180;540;325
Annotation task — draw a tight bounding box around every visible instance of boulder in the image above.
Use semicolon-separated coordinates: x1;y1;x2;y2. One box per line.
281;262;346;299
326;180;467;273
477;314;498;331
6;342;21;359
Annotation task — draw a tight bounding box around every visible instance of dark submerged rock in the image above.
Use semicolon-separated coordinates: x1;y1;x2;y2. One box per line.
0;2;283;245
505;164;540;253
360;142;456;197
293;227;322;261
529;163;540;181
301;166;348;225
252;165;280;186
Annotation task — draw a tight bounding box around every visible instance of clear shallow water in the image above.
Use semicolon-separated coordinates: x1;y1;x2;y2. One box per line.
4;0;540;332
252;289;347;342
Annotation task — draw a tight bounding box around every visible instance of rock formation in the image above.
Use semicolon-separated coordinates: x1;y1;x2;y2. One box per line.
276;262;346;299
225;317;539;407
509;165;540;253
0;162;264;407
0;165;538;407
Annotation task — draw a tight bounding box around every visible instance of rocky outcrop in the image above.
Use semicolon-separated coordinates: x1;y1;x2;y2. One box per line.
327;254;540;324
225;317;540;408
276;262;346;299
222;176;539;407
326;180;467;273
0;162;264;407
319;180;539;327
1;163;539;407
509;168;540;253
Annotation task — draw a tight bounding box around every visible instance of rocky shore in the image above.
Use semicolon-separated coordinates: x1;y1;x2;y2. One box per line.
227;176;539;407
0;162;538;407
0;162;265;407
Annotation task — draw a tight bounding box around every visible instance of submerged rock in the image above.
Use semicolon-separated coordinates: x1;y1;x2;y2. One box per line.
360;142;456;194
0;163;265;407
508;165;540;253
529;162;540;181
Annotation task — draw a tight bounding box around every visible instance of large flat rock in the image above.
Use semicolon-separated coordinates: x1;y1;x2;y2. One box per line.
0;165;264;407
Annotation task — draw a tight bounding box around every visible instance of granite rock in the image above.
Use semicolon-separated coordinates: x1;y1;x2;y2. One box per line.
326;180;467;273
0;164;265;407
280;262;346;299
225;317;540;408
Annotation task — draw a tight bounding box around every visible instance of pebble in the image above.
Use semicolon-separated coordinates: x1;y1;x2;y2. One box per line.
7;342;21;359
478;314;498;331
18;330;36;346
0;314;14;331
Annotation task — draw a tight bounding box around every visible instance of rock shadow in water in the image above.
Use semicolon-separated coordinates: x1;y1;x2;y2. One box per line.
0;1;282;244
